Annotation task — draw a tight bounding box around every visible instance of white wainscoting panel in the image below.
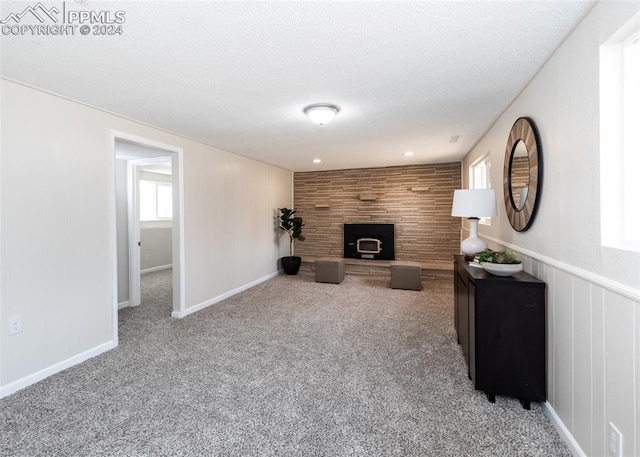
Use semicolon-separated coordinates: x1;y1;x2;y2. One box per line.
538;263;637;457
484;238;639;457
554;268;575;432
603;290;636;456
572;277;593;454
591;286;606;457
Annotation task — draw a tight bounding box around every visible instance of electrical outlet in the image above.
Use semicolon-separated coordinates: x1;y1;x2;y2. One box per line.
8;316;22;335
608;422;623;457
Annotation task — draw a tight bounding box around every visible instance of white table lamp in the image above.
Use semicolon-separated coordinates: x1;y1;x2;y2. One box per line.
451;189;497;259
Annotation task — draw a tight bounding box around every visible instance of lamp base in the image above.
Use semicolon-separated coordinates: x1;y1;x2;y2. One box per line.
459;217;487;260
460;236;487;259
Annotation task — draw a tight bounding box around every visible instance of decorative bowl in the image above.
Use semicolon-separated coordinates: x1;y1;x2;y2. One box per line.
481;262;523;277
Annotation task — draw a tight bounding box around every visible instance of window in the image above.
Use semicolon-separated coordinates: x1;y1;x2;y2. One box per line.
621;30;639;249
140;180;172;221
470;153;492;224
470;153;491;190
600;18;640;252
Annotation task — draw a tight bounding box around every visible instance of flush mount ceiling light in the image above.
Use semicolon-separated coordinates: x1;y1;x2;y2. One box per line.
304;104;339;125
403;151;414;157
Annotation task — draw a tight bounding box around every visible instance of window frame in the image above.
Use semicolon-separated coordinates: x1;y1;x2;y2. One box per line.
469;152;493;225
139;179;173;222
600;18;640;253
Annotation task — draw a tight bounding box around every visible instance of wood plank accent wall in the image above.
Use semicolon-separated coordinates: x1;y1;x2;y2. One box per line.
293;163;461;263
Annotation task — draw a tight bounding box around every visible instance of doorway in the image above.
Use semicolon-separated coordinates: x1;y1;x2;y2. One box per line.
112;132;185;337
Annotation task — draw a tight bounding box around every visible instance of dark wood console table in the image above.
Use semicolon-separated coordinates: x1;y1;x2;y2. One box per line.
453;255;546;409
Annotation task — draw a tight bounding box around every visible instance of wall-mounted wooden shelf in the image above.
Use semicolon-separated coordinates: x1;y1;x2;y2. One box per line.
314;203;330;208
358;194;377;201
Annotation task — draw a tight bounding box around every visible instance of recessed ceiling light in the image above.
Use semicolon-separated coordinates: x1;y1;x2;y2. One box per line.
313;158;322;163
304;104;339;125
403;151;414;157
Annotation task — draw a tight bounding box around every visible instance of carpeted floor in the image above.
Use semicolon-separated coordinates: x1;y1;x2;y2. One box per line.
0;269;571;456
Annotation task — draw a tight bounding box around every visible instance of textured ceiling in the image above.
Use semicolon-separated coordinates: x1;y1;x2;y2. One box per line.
1;1;595;171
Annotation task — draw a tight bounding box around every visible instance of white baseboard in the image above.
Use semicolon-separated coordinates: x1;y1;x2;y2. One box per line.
171;270;281;318
543;402;586;457
0;340;117;399
141;264;172;274
118;300;130;309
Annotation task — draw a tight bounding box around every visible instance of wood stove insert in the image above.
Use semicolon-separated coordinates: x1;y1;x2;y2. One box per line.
344;223;395;260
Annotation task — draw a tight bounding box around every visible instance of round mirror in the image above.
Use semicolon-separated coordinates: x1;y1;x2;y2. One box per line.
509;140;530;210
503;117;542;232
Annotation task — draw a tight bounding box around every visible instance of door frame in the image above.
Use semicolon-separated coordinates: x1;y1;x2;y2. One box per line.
126;156;173;308
110;131;186;345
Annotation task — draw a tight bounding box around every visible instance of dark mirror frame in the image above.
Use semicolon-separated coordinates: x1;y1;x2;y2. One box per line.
503;117;543;232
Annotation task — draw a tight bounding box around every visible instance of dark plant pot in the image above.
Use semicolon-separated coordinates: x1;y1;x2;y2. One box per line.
281;256;302;275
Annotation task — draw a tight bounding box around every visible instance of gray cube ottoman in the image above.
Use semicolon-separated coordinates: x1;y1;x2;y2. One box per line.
390;261;422;290
315;258;345;284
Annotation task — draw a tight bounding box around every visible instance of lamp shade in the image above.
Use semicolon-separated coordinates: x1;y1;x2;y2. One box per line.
451;189;497;218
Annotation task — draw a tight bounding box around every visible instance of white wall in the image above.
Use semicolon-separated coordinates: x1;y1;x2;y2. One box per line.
140;227;172;272
0;79;293;396
463;2;640;456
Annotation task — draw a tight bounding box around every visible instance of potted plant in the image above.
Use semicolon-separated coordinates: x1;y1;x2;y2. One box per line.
278;207;305;275
476;249;523;276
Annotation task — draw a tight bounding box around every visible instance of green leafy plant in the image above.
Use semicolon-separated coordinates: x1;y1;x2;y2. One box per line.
278;207;305;257
476;249;521;264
